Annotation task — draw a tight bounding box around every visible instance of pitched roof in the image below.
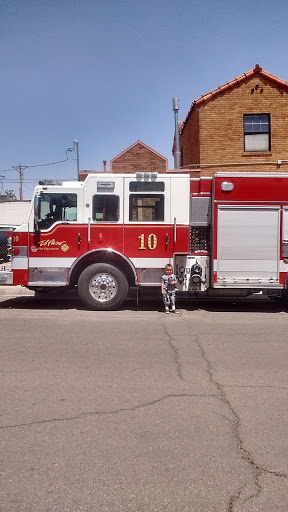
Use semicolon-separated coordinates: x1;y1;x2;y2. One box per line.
110;140;167;164
180;64;288;134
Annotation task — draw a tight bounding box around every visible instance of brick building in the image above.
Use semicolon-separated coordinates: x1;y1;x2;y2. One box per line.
79;141;168;181
178;64;288;176
111;141;168;173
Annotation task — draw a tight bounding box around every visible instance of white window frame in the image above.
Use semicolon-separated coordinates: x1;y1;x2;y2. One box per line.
244;114;270;152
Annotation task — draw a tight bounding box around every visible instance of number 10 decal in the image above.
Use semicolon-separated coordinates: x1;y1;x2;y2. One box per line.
138;233;157;250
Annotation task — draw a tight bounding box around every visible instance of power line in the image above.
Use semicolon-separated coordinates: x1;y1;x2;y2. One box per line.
23;142;79;170
23;183;37;193
0;142;79;199
25;147;72;169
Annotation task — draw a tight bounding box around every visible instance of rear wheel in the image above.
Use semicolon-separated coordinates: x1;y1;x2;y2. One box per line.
78;263;128;310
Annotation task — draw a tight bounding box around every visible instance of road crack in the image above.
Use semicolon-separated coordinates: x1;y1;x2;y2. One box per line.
0;392;218;430
160;318;187;382
225;384;288;390
192;334;287;511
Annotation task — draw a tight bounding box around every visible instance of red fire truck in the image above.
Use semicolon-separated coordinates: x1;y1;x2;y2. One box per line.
1;171;288;309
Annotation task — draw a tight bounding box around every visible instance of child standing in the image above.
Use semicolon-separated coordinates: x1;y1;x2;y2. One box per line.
161;264;178;314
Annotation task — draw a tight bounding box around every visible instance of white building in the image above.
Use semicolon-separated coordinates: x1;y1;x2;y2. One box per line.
0;201;31;227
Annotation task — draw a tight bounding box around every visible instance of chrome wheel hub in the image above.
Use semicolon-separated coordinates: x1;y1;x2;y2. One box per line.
89;272;118;302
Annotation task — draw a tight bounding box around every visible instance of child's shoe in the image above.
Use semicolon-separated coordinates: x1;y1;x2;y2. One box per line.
165;306;169;314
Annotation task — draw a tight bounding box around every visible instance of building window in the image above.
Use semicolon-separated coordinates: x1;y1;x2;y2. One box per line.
92;195;119;222
129;194;164;222
244;114;270;152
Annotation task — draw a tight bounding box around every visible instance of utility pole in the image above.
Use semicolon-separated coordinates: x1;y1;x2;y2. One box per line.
12;164;27;201
74;140;80;180
0;175;4;195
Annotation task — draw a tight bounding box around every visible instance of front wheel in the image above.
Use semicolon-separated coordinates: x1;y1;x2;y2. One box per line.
78;263;128;310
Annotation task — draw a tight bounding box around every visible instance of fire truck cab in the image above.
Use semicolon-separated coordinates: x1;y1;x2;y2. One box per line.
5;171;288;309
10;173;191;309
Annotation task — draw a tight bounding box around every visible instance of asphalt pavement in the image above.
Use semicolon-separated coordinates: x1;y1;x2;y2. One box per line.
1;295;288;511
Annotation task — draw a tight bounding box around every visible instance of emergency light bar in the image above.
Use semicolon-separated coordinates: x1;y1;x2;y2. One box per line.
135;172;158;181
39;180;62;186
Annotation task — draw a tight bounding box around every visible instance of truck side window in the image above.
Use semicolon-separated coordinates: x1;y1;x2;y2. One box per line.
92;195;119;222
129;194;164;222
38;193;77;229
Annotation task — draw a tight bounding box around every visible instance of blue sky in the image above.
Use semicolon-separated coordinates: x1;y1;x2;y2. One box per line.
1;0;288;199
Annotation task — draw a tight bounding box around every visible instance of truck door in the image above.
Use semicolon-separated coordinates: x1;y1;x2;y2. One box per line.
83;177;124;253
27;188;81;287
123;174;190;285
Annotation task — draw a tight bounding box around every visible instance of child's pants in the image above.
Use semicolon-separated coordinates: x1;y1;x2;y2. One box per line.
163;290;176;308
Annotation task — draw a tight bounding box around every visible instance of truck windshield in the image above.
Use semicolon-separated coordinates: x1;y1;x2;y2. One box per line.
37;193;77;229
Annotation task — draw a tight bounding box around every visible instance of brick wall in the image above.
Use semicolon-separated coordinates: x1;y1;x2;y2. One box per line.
180;108;200;167
111;142;167;173
180;76;288;176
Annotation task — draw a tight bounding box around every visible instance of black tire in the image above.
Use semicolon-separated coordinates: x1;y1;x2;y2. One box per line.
78;263;128;311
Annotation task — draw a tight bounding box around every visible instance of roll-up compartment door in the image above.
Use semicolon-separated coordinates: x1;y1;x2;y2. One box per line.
217;207;279;283
282;208;288;257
